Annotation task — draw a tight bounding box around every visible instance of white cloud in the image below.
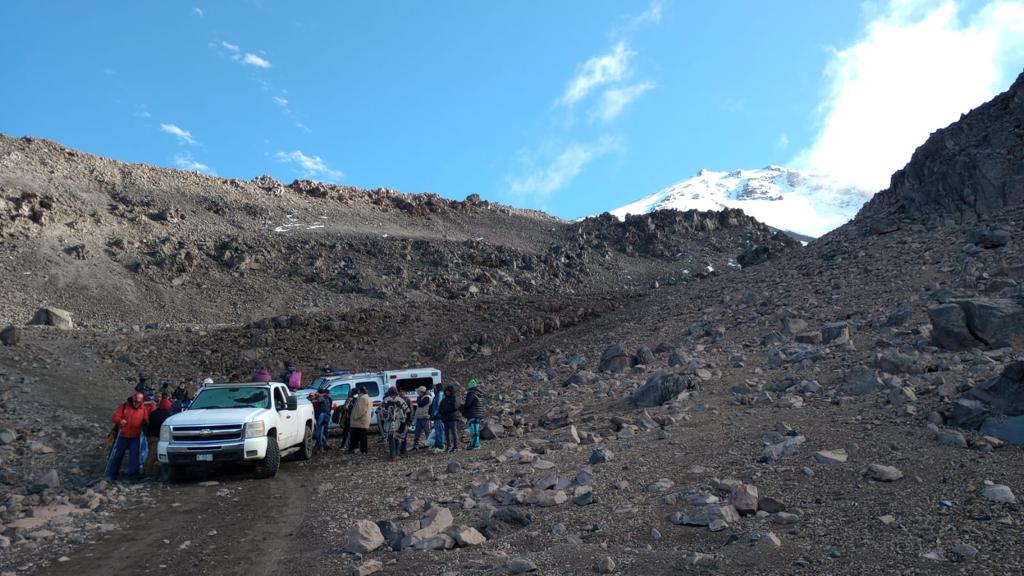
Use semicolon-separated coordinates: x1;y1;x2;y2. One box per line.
160;123;197;145
133;105;151;119
596;82;654;122
631;0;663;25
221;41;239;52
560;42;634;106
795;0;1024;192
776;133;790;150
275;150;343;181
173;152;212;174
508;137;620;200
273;96;288;106
193;7;203;17
242;53;272;68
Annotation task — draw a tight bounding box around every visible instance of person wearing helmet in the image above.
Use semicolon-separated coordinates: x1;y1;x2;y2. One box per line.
461;379;484;450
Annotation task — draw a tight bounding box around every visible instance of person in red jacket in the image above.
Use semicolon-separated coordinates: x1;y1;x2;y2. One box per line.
105;392;150;482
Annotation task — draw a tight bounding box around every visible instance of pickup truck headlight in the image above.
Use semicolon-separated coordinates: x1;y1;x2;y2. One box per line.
159;425;171;442
245;420;266;438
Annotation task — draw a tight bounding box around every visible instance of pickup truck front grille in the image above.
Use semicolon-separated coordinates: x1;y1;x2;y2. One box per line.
171;424;244;443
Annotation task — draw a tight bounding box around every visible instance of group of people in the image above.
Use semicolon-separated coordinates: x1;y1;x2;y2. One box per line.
104;369;489;481
106;376;206;482
311;379;486;462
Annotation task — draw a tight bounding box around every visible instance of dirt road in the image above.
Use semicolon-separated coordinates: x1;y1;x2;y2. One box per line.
34;461;312;576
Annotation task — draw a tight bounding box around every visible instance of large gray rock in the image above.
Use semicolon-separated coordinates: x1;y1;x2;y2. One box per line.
968;227;1010;248
929;298;1024;351
969;361;1024;416
632;372;691;407
0;325;19;346
979;415;1024;445
345;520;385;553
599;345;632;373
27;307;74;330
840;366;885;396
950;398;991;429
821;322;851;345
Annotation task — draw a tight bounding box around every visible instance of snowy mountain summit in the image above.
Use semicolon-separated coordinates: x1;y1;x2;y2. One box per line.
611;166;873;238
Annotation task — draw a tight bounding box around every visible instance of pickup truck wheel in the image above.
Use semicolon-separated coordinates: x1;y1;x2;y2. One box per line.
296;424;314;461
254;436;280;479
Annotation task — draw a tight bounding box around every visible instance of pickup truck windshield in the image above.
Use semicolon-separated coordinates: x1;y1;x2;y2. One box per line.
190;387;271;410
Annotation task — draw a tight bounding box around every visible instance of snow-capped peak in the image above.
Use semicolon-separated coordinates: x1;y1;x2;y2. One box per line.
610;166;873;238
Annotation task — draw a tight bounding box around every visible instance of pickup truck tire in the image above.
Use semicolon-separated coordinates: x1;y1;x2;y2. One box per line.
296;424;314;461
254;436;280;479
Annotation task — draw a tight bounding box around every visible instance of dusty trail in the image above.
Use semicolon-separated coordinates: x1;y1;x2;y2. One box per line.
34;463;310;576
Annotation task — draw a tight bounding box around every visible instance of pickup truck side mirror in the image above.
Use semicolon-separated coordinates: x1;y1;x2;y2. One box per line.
286;396;298;411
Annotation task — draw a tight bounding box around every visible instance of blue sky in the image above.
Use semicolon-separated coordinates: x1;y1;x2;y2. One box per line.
2;1;1023;219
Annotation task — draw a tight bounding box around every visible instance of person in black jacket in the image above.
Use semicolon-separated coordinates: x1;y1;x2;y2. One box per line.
461;379;484;450
439;385;460;453
143;402;171;475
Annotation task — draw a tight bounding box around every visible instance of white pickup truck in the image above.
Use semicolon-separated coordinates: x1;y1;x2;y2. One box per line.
157;381;315;480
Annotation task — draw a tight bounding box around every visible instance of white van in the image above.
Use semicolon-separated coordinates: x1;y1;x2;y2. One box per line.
298;368;441;430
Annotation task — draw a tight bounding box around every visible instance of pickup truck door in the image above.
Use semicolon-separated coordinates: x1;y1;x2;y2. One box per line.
274;385;297;447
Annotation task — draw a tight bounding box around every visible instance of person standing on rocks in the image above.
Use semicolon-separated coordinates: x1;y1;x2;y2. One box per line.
347;385;371;454
106;392;150;482
338;388;356;450
380;387;411;461
440;385;461;453
410;386;433;450
312;385;333;451
143;396;171;475
429;382;446;453
461;379;484;451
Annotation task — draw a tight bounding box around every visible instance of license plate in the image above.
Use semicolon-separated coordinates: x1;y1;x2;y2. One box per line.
196;454;213;462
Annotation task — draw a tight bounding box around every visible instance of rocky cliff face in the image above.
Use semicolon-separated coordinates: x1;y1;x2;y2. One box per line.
857;71;1024;225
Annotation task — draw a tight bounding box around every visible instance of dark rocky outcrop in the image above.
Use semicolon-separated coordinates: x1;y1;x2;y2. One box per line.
857;71;1024;225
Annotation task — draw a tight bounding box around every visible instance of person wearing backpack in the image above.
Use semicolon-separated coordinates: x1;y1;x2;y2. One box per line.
105;392;150;482
461;379;484;451
380;387;411;461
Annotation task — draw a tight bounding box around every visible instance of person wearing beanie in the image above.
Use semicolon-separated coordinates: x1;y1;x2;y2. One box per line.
460;379;484;450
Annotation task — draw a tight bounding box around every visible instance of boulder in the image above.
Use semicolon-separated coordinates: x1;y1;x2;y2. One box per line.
632;372;691;407
599;345;632;373
979;415;1024;445
929;298;1024;351
589;447;613;465
969;361;1024;416
814;449;848;464
345;520;385;553
737;245;771;268
761;435;805;462
866;464;903;482
480;418;504;440
982;484;1016;504
728;484;758;515
0;428;17;445
27;307;74;330
949;398;991;429
968;227;1010;248
446;525;487;547
635;346;655;366
0;325;20;346
821;322;850;345
840;366;885;396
